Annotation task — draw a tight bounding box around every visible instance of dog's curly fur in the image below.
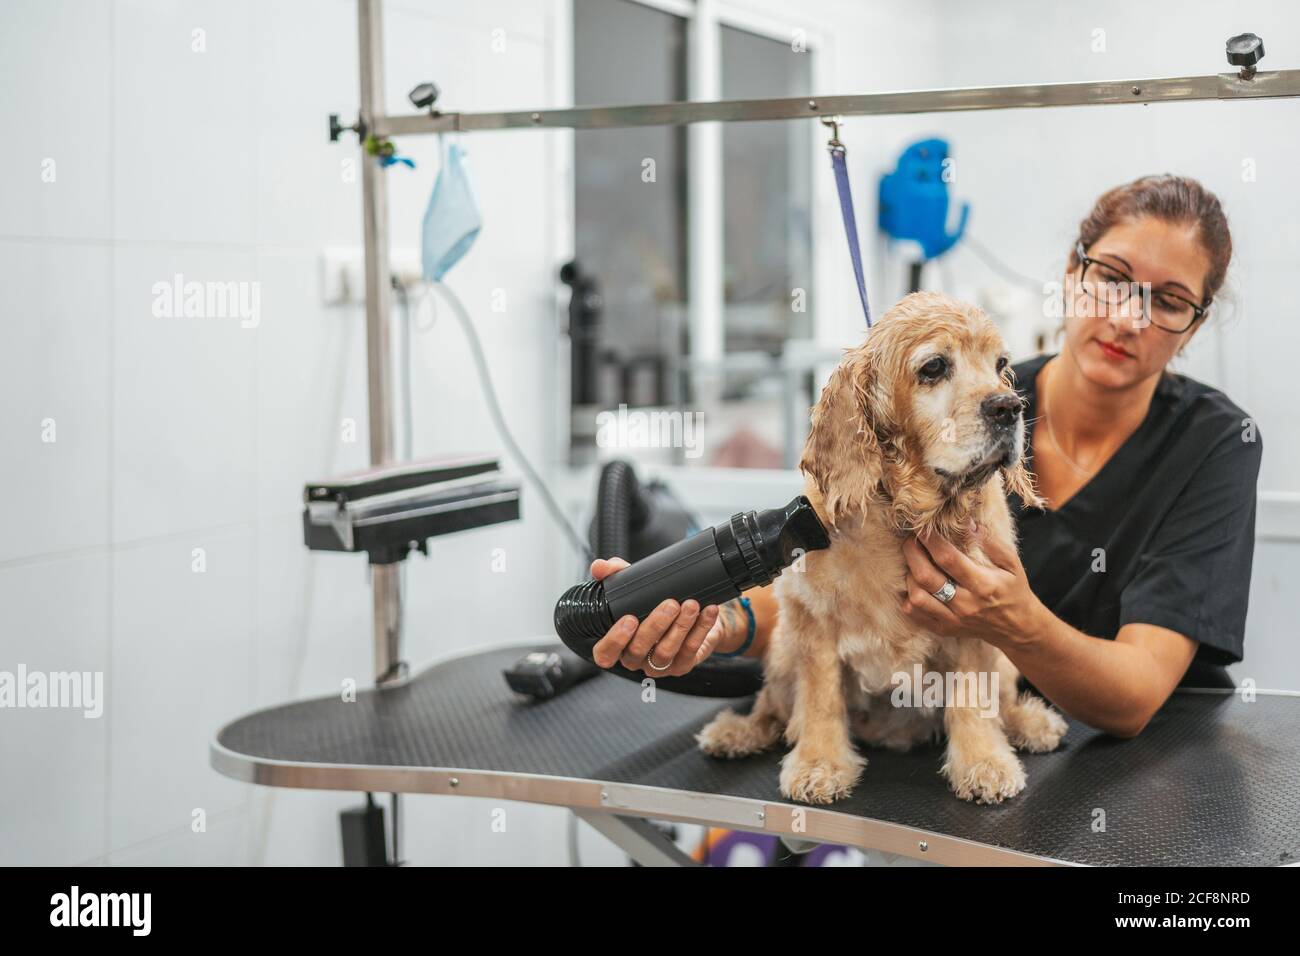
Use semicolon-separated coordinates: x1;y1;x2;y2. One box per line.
697;292;1068;805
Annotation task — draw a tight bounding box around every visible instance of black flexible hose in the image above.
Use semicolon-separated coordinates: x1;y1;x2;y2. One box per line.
591;460;647;564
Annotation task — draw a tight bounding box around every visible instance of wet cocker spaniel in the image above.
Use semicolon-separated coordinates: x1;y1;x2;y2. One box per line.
697;292;1067;805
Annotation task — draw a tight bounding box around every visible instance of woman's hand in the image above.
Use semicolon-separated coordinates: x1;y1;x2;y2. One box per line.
588;557;723;677
899;522;1046;648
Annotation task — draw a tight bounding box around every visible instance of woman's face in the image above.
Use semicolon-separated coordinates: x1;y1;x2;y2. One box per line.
1061;216;1211;389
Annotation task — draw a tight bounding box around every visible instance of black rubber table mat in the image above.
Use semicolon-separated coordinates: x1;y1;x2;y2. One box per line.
217;644;1300;866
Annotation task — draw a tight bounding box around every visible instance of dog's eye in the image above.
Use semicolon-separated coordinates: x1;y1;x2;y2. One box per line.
918;356;948;382
996;356;1009;373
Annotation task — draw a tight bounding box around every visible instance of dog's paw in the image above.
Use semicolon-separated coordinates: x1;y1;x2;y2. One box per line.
696;709;776;758
779;748;866;805
943;751;1026;805
1006;695;1068;753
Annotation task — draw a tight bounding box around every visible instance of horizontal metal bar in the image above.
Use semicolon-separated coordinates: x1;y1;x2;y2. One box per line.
375;68;1300;137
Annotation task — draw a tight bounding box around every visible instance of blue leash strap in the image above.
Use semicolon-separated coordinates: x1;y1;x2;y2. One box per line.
829;142;872;328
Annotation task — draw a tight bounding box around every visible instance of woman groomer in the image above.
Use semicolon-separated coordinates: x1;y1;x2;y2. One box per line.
589;174;1262;739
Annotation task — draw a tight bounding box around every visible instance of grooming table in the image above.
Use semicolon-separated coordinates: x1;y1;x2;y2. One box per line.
211;639;1300;867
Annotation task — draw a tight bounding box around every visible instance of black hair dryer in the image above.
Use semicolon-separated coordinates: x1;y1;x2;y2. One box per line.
553;496;830;695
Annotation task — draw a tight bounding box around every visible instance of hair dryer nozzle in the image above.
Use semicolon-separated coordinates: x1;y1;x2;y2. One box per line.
773;494;832;565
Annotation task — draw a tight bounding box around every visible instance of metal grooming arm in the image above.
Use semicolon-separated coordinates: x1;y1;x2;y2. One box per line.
375;34;1285;135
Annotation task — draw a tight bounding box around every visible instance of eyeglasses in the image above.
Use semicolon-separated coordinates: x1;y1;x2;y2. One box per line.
1073;241;1210;333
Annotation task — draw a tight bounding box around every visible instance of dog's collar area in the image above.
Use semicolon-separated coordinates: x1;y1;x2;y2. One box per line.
877;459;998;541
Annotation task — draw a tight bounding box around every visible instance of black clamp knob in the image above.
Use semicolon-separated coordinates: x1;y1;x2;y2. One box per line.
408;82;440;112
1226;33;1264;79
328;113;362;143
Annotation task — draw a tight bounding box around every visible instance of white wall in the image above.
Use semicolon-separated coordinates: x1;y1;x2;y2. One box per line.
0;0;585;867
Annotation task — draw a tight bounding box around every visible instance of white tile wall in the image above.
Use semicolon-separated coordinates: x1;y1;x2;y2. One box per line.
252;516;372;709
111;243;259;543
111;0;259;245
0;0;113;240
251;0;360;250
0;0;581;867
252;251;372;521
0;553;110;866
0;241;113;563
108;530;255;850
106;806;252;866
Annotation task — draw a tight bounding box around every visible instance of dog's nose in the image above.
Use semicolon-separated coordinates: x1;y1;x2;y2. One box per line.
981;392;1021;431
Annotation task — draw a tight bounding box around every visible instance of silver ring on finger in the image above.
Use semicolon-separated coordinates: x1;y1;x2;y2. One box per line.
645;645;673;671
932;579;957;604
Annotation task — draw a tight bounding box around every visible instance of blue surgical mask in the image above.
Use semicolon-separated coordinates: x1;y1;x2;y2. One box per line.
421;141;482;282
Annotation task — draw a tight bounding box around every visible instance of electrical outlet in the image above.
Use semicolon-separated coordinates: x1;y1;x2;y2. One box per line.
390;250;424;289
320;246;424;305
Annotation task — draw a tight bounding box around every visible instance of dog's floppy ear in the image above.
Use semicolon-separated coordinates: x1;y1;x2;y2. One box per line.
799;345;886;529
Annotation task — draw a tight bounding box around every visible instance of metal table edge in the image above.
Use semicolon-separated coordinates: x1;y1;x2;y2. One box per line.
209;738;1072;866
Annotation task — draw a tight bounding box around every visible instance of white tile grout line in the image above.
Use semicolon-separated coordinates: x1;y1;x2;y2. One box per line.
0;234;360;255
73;804;250;867
104;0;116;868
0;520;262;571
249;0;264;867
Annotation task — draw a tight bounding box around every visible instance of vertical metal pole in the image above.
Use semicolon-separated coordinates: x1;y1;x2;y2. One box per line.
687;0;724;427
357;0;407;688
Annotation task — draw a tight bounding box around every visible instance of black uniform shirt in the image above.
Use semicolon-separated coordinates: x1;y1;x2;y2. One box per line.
1008;352;1262;671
